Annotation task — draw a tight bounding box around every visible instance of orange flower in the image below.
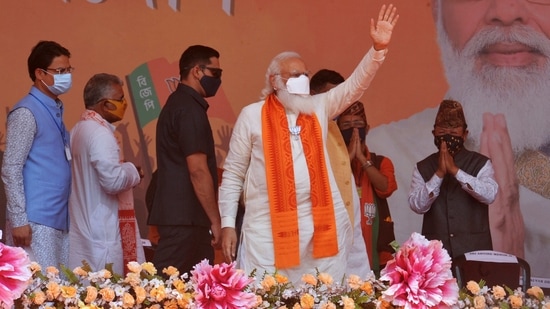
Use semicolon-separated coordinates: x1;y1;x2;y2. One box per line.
509;295;523;309
122;292;135;308
134;286;146;304
466;281;481;295
163;266;179;277
261;275;276;290
151;286;167;302
318;273;333;285
99;288;116;302
301;274;317;286
341;295;355;309
360;281;373;295
32;291;46;305
473;295;486;309
491;285;506;300
527;286;544;300
275;273;288;284
46;281;61;300
84;286;98;303
61;285;77;298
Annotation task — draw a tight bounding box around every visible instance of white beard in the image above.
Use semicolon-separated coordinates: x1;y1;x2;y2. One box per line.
436;19;550;153
274;77;317;115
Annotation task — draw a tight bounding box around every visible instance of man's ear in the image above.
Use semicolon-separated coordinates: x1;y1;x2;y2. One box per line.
431;0;438;23
269;75;277;90
463;129;469;140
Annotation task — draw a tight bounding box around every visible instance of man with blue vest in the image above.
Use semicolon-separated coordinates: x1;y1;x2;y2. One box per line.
2;40;73;268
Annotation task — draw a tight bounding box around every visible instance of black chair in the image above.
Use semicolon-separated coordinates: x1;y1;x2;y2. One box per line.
453;250;531;291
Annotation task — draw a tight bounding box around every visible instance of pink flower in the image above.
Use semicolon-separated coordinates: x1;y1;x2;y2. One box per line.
191;259;256;309
0;242;32;308
379;233;459;309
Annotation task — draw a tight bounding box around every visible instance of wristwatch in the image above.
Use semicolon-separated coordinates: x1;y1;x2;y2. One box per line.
363;160;374;168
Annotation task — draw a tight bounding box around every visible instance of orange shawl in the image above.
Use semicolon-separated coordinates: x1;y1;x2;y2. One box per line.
261;94;338;268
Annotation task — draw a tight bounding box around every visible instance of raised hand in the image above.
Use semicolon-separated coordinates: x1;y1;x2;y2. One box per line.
480;113;525;258
370;4;399;51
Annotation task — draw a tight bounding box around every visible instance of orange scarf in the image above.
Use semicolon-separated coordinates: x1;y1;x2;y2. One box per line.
261;94;338;268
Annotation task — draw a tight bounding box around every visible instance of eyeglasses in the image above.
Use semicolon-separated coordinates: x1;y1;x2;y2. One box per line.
199;65;223;78
338;120;366;130
44;67;75;74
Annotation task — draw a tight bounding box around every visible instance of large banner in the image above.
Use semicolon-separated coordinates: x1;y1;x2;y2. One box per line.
1;0;548;285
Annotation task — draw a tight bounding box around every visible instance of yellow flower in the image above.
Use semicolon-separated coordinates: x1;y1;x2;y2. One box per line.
99;288;116;302
177;296;193;308
46;281;61;300
347;274;362;289
300;293;315;309
142;262;157;275
134;286;146;304
122;292;135;308
32;291;46;305
84;286;98;303
275;273;289;284
151;286;167;302
360;281;373;295
341;295;355;309
126;261;142;273
527;286;544;300
473;295;486;309
301;273;318;286
61;285;77;298
509;295;523;309
261;275;277;290
318;272;333;285
163;266;179;277
378;297;392;309
466;281;481;295
292;303;301;309
173;278;187;293
492;285;506;300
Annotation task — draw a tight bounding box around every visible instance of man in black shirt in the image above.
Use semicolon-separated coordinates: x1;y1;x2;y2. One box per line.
148;45;222;275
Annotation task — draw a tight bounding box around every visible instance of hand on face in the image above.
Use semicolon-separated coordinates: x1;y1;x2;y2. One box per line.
370;4;399;51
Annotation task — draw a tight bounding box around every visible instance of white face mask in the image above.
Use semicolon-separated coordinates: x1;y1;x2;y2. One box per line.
41;71;72;96
286;74;310;95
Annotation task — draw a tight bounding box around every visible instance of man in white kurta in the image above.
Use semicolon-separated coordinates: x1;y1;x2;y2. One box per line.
69;73;144;275
219;5;399;285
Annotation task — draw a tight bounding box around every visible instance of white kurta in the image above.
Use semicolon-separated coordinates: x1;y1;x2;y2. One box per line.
219;47;386;284
69;112;142;274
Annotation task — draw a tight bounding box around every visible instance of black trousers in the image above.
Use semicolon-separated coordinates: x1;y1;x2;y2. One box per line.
153;225;214;276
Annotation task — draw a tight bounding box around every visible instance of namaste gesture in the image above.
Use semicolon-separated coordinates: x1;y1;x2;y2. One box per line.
371;4;399;51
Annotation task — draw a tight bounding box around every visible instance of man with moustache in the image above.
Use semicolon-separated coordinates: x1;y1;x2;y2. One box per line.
368;0;550;280
219;4;399;285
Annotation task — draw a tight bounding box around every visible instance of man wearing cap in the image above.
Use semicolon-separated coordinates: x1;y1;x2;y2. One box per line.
337;100;397;276
408;100;498;259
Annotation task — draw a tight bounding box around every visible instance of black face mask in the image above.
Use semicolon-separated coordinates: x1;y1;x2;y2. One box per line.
340;127;366;145
200;75;221;98
434;134;464;155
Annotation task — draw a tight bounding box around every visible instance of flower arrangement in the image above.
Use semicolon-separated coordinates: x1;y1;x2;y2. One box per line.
0;241;32;309
458;280;550;309
6;232;550;309
379;232;459;308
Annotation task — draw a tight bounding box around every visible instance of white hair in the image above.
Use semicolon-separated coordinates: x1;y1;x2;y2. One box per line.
259;51;301;100
435;3;550;152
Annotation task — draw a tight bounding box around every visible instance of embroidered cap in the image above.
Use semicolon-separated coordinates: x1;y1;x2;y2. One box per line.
434;99;467;128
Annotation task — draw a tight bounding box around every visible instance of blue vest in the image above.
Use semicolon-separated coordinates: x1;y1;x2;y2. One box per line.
11;87;71;231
